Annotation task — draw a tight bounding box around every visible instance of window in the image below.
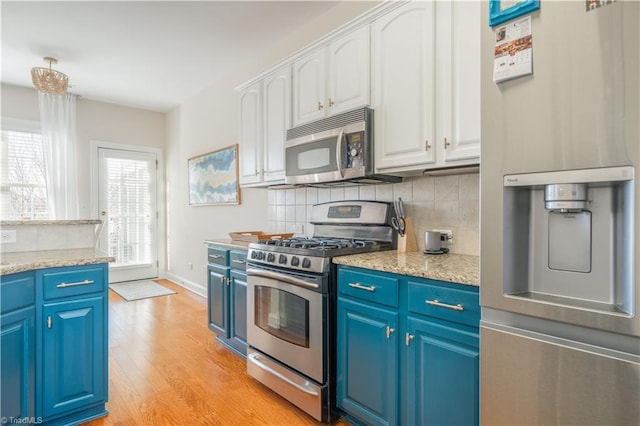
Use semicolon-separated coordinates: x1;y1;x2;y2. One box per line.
0;119;48;220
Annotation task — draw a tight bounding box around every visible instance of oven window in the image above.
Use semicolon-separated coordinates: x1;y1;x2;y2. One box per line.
254;286;309;348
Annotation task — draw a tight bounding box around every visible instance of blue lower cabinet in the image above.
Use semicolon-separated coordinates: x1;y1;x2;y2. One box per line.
336;265;479;426
337;298;399;426
406;316;479;426
206;246;248;356
1;306;35;419
42;295;106;419
1;264;109;425
230;270;248;351
208;264;229;337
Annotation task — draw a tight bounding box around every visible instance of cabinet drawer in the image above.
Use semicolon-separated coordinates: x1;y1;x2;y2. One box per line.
0;272;35;313
207;247;228;266
407;281;479;327
338;268;399;308
40;265;106;300
229;250;247;271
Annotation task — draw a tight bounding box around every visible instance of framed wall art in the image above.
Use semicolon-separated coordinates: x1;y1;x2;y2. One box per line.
489;0;539;27
188;144;240;206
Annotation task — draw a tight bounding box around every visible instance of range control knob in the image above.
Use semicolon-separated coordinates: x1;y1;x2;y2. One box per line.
256;251;264;260
301;258;311;268
290;256;300;267
267;253;275;263
279;254;287;265
250;251;258;259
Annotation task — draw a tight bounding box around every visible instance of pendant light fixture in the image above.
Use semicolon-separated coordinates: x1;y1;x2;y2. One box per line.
31;56;69;95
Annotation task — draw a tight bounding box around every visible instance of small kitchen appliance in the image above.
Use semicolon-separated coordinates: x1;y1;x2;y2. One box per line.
284;106;401;185
245;200;396;422
423;231;448;254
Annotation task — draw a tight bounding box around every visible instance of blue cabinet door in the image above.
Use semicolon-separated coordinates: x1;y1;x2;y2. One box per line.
42;296;106;419
337;297;399;426
406;316;479;426
1;306;35;419
208;264;229;337
230;270;247;352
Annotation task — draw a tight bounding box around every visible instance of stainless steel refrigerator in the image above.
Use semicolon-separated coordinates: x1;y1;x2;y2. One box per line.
480;1;639;424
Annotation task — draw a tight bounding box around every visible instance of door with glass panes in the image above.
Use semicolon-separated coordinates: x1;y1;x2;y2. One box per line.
97;148;158;282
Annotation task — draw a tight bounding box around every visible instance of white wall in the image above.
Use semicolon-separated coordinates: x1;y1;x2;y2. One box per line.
164;1;381;293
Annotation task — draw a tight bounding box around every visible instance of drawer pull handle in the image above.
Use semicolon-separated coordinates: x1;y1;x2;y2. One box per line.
425;299;464;311
57;279;94;288
232;259;246;265
209;254;223;259
348;282;376;292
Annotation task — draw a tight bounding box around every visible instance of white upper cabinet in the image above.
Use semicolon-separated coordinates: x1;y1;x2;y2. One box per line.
262;65;290;183
438;0;481;163
238;66;290;187
327;25;370;116
238;82;262;186
292;49;326;126
293;25;370;127
372;2;436;172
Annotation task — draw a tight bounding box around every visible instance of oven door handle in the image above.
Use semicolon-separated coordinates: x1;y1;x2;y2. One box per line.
246;267;319;289
248;352;319;396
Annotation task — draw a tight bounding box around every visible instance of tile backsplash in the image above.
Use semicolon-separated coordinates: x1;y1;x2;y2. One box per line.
267;172;479;256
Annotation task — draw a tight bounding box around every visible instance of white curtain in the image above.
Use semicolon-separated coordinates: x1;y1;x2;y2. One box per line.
38;92;79;219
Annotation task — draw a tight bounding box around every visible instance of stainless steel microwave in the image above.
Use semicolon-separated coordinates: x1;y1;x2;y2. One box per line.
284;107;400;185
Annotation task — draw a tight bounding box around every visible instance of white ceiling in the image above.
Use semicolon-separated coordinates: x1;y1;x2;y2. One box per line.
1;1;343;112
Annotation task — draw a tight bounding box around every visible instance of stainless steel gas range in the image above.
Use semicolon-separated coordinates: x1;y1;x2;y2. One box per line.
245;200;396;422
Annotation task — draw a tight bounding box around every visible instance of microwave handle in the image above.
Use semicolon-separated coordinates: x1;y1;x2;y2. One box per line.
336;128;345;178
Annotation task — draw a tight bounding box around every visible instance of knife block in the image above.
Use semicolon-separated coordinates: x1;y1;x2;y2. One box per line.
397;216;418;253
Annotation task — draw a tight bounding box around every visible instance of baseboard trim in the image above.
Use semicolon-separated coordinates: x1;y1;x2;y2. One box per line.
165;272;206;298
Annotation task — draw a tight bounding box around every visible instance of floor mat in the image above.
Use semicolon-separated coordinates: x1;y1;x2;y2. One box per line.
109;280;176;301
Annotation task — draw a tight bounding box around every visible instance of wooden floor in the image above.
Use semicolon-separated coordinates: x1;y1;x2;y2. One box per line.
84;279;338;426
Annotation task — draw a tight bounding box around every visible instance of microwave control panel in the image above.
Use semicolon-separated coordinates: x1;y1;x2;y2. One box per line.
346;131;365;169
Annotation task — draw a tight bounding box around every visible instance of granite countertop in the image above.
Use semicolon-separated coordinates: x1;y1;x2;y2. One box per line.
203;239;250;250
0;248;115;276
0;219;102;226
333;250;479;287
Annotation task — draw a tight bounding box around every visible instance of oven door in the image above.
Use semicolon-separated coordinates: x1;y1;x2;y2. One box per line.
246;265;326;383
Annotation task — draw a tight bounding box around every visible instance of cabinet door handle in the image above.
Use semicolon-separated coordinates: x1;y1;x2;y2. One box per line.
57;279;94;288
47;316;52;329
386;326;395;339
318;101;324;110
232;259;246;265
328;98;335;107
425;299;464;311
444;137;451;149
405;333;414;346
209;254;223;259
348;282;376;292
425;140;431;151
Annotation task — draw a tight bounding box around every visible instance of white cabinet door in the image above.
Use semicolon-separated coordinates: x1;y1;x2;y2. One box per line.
262;65;290;184
292;49;326;126
238;82;262;186
328;25;370;116
438;0;481;163
372;2;436;172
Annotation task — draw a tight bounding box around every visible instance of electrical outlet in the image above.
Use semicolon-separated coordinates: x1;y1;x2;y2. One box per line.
432;229;453;243
0;230;17;243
